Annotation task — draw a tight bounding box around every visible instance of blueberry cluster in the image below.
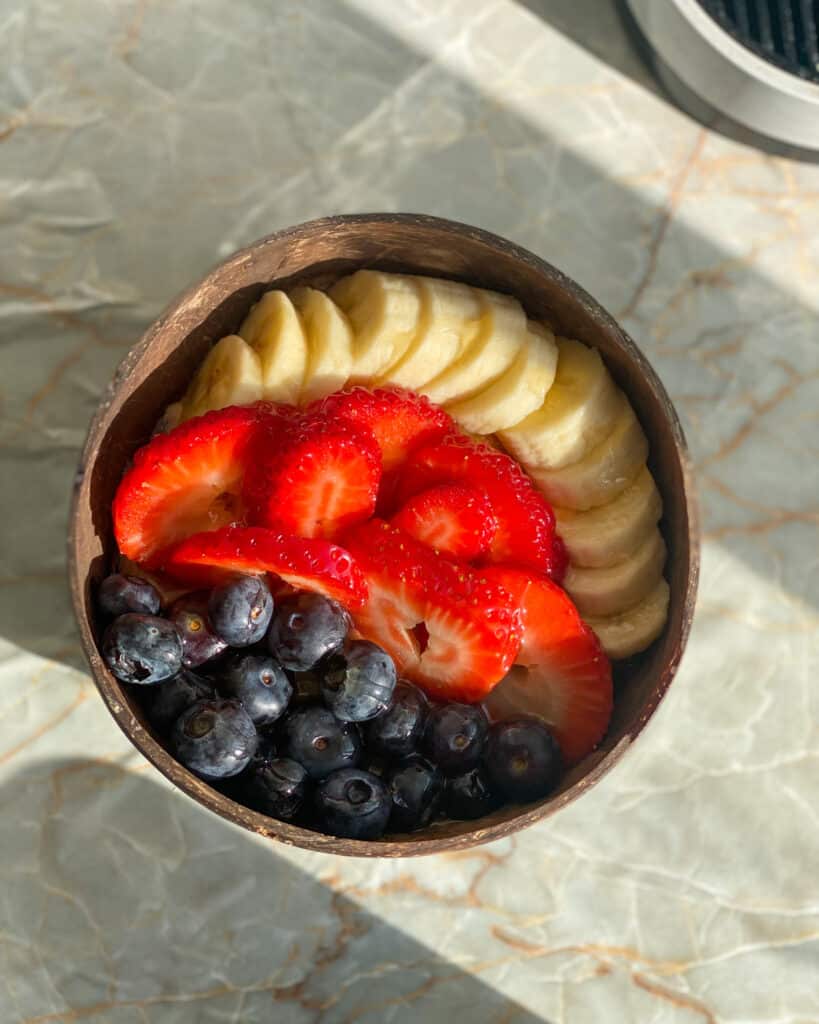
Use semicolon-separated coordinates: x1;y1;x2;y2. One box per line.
98;573;562;841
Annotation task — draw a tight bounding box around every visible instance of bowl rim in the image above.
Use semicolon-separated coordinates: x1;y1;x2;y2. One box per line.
68;212;700;858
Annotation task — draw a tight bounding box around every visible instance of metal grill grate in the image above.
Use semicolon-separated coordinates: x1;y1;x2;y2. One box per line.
698;0;819;82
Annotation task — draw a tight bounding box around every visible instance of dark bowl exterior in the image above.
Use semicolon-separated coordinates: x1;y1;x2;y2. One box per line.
68;213;699;857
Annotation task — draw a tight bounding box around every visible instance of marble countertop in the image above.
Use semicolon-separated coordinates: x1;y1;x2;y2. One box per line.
2;1;818;1020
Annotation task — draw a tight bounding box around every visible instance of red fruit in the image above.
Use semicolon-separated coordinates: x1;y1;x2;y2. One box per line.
394;435;561;576
162;525;367;608
243;414;381;540
113;404;268;567
392;483;497;561
550;535;569;584
481;566;612;764
342;520;522;702
310;386;454;472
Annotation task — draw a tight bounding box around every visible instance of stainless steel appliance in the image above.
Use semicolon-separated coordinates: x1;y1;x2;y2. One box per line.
625;0;819;153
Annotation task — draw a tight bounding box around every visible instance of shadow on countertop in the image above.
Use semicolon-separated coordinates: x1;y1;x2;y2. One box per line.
514;0;661;96
1;757;546;1024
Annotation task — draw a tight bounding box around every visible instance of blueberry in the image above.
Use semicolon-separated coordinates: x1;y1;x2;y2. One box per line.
241;757;309;821
144;669;215;733
251;730;279;766
167;591;227;667
484;717;561;802
321;640;396;723
102;613;183;685
387;755;444;832
172;698;258;779
268;593;349;671
315;768;390;840
423;702;488;775
98;573;161;618
221;654;292;727
365;680;428;758
283;706;360;779
290;671;323;707
208;576;273;647
360;754;390;779
446;767;499;820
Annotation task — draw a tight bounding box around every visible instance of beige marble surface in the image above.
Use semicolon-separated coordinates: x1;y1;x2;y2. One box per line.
1;1;818;1021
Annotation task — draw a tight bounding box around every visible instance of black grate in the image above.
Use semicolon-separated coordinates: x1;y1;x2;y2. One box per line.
698;0;819;82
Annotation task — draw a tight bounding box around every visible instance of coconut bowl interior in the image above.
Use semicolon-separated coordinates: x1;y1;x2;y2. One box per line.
69;214;698;857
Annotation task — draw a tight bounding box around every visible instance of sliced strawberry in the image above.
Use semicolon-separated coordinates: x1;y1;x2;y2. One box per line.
391;483;497;561
113;404;273;568
394;434;562;577
342;520;522;702
162;525;367;608
243;414;381;540
311;386;454;472
550;535;569;585
481;566;612;764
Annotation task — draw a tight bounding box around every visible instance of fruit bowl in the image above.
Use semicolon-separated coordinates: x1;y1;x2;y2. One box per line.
69;214;698;856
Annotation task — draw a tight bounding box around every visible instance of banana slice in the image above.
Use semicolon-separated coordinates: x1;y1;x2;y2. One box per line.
180;335;263;421
421;291;527;405
377;277;483;390
532;392;648;511
330;270;422;380
464;430;504;451
445;321;559;435
555;466;663;568
498;337;621;471
563;527;666;617
154;401;183;435
289;286;354;403
238;290;308;404
586;577;670;660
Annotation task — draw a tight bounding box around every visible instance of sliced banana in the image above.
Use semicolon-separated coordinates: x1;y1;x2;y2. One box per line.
154;401;183;435
377;277;483;390
180;335;263;421
464;430;504;451
421;291;527;405
445;321;559;435
238;290;308;405
563;527;666;618
555;465;663;568
586;577;670;660
330;270;422;380
289;286;354;404
531;392;648;511
498;337;621;471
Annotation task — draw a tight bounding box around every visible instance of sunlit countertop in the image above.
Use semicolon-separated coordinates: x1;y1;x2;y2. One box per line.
2;1;818;1021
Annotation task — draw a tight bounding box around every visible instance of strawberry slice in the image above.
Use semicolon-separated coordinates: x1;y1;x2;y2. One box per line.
311;386;454;472
392;483;497;561
550;535;569;584
481;566;612;764
243;414;381;540
342;520;522;702
162;525;367;608
394;434;563;578
113;404;274;568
